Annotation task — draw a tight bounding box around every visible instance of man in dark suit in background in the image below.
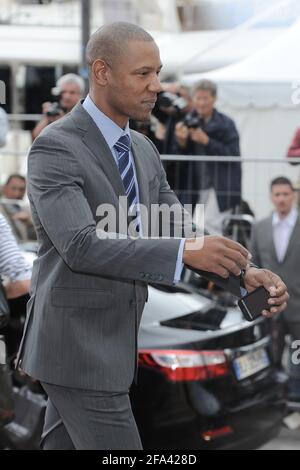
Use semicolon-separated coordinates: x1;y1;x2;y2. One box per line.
251;177;300;401
17;23;288;450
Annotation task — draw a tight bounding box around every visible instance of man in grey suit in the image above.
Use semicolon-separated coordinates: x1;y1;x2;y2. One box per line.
17;23;289;449
251;176;300;401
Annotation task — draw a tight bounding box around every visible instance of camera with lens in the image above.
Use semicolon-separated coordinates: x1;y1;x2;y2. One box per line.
183;114;201;129
46;101;64;117
156;92;188;115
130;115;160;136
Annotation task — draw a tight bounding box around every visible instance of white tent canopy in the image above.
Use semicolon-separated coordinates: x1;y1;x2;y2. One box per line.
0;23;284;76
155;27;283;77
182;18;300;108
0;26;81;66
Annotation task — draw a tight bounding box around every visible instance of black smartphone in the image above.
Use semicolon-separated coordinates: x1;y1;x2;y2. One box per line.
238;286;271;322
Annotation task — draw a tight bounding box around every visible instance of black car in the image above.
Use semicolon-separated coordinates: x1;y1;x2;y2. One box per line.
131;280;286;450
0;247;286;450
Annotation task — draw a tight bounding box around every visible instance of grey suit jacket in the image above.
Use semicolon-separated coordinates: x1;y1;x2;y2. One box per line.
251;214;300;323
18;102;242;391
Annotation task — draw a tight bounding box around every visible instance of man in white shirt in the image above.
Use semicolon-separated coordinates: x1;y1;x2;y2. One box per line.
251;176;300;401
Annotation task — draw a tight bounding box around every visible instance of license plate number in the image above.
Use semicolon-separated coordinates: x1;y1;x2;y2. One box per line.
233;348;270;381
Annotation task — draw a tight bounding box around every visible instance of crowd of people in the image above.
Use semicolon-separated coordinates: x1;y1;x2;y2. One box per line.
131;78;242;232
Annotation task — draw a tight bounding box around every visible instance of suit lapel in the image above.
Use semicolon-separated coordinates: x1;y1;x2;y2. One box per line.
282;214;300;263
71;103;153;234
268;217;279;263
71;103;125;199
131;133;150;210
131;133;151;235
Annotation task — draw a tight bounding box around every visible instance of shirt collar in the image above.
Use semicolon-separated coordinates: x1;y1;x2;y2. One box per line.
272;207;298;227
82;94;131;150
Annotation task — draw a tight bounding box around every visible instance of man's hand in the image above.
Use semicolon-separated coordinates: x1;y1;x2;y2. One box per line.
41;101;52;114
183;236;251;278
13;210;32;225
243;267;289;317
189;127;209;145
4;279;30;299
42;102;64;124
175;122;189;148
155;123;166;141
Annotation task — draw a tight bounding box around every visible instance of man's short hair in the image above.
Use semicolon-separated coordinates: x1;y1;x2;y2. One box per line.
179;84;191;94
5;174;26;185
56;74;85;95
270;176;294;191
85;22;154;72
192;79;217;98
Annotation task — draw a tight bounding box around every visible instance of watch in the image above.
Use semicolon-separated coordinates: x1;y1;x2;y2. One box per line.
240;269;246;289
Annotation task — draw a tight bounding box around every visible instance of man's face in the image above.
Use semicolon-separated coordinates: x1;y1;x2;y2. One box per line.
60;82;82;112
3;177;26;200
193;89;216;119
271;184;295;215
97;40;163;127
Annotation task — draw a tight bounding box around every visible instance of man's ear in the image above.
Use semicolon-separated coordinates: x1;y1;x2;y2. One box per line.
92;59;110;86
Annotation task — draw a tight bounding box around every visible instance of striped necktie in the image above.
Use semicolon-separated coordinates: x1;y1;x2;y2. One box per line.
114;135;139;232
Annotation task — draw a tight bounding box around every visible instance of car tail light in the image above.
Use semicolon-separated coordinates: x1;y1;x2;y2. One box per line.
201;425;234;442
0;409;14;423
138;349;229;382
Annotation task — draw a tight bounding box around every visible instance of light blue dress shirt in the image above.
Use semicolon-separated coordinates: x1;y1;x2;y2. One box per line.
82;95;184;283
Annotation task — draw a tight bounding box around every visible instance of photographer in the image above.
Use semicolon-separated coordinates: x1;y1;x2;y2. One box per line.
154;84;193;153
150;84;192;189
130;83;192;154
173;80;241;218
32;74;85;141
